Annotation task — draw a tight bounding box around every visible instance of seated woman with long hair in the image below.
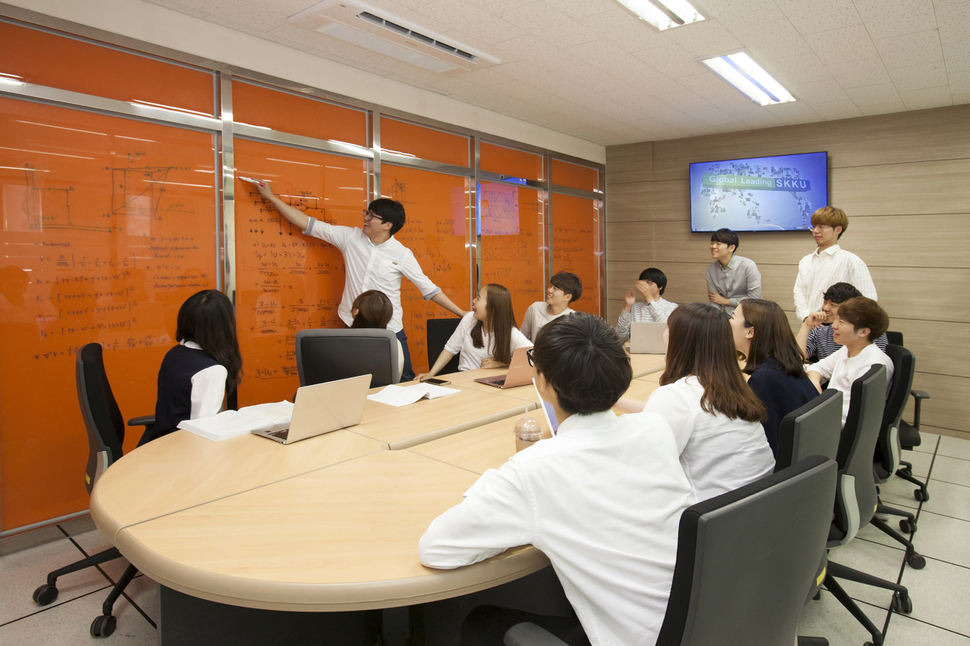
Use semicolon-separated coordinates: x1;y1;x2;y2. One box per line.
418;283;531;380
142;289;242;444
619;302;773;502
351;289;403;381
730;299;819;458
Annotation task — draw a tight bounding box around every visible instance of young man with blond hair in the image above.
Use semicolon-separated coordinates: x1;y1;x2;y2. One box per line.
793;206;877;322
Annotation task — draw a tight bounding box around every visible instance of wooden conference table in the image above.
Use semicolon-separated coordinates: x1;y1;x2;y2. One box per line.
90;354;666;644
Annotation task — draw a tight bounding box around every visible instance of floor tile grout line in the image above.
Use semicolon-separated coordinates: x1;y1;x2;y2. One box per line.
0;583;115;628
895;615;970;640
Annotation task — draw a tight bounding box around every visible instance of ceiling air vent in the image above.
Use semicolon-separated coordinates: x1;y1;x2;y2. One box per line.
288;0;500;74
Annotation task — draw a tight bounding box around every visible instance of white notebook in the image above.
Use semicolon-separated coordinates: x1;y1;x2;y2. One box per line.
178;401;293;441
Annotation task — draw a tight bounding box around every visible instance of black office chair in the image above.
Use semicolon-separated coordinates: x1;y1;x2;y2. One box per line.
885;331;932;502
32;343;154;638
775;389;843;472
295;328;401;388
874;345;919;534
427;318;462;376
504;456;838;646
823;365;918;646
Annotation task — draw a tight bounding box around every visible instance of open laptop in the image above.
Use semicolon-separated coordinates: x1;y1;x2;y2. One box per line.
629;321;667;354
251;374;371;444
474;346;535;389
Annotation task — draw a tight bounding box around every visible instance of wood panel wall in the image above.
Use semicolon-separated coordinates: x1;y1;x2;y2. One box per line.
605;104;970;441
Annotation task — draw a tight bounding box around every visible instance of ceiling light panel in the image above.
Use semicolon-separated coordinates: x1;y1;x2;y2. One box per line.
702;52;796;106
614;0;705;31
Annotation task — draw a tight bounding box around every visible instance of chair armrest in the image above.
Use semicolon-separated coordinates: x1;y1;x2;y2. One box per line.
504;623;570;646
127;415;155;428
910;390;930;401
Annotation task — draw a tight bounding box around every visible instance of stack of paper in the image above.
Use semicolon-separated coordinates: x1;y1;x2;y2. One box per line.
178;400;294;441
367;383;460;407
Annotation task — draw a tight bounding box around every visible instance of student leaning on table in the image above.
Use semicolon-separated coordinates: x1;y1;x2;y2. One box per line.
616;302;774;503
420;313;692;646
418;283;531;379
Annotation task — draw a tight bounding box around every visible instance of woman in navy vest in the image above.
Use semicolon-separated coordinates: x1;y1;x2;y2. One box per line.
141;290;242;444
730;299;819;459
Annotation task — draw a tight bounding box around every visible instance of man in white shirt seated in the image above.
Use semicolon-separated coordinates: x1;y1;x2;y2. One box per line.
419;313;692;646
793;205;877;322
616;267;678;339
807;296;893;427
519;271;582;342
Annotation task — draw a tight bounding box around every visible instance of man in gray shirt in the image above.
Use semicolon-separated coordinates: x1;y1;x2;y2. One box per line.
706;228;761;316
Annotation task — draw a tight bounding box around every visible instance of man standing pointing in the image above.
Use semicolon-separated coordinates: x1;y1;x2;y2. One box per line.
255;180;465;381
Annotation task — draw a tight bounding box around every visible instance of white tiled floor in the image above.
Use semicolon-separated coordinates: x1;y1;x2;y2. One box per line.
1;433;969;645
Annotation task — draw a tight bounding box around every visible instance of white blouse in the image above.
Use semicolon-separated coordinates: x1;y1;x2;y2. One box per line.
443;312;532;371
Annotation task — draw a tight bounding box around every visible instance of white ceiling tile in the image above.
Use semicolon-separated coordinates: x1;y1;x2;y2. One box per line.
429;4;526;47
677;73;761;111
773;0;863;35
890;62;950;91
632;43;707;78
474;0;540;14
624;66;690;95
791;78;852;103
763;100;824;125
490;34;583;71
547;0;616;21
952;91;970;105
597;86;666;111
732;19;816;59
699;0;788;30
662;20;744;57
810;100;864;120
875;29;945;69
805;24;880;66
845;82;903;105
143;0;211;18
583;8;670;54
943;40;970;72
852;0;938;40
936;1;970;43
827;57;892;88
565;40;640;72
898;85;955;108
768;54;835;85
949;69;970;93
857;101;909;115
499;2;599;48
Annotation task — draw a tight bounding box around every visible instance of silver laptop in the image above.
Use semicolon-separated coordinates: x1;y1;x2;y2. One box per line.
252;374;371;444
629;322;667;354
474;346;535;389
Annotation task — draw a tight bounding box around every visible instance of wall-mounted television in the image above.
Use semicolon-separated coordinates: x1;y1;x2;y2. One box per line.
689;152;828;232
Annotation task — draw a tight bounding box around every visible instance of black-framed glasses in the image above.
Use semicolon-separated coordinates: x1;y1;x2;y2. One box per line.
363;209;384;222
526;348;534;367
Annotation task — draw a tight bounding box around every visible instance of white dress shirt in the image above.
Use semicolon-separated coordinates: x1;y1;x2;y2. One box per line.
615;298;678;339
706;254;762;316
793;244;877;321
182;340;227;419
419;410;693;646
443;312;532;371
304;218;441;332
807;343;894;427
642;376;775;503
519;302;574;342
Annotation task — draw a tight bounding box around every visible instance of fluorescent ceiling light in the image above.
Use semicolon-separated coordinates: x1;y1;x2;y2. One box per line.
615;0;704;30
702;52;795;106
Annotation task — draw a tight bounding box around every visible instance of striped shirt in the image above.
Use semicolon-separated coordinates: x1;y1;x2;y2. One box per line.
793;245;877;321
806;325;888;362
616;298;678;339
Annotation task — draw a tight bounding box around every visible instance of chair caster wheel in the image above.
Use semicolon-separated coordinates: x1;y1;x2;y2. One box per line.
907;552;926;570
90;614;116;638
899;518;916;534
32;583;59;606
892;592;913;615
914;489;929;502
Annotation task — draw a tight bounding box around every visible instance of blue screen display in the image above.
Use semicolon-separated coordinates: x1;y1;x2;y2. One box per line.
689;152;828;232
